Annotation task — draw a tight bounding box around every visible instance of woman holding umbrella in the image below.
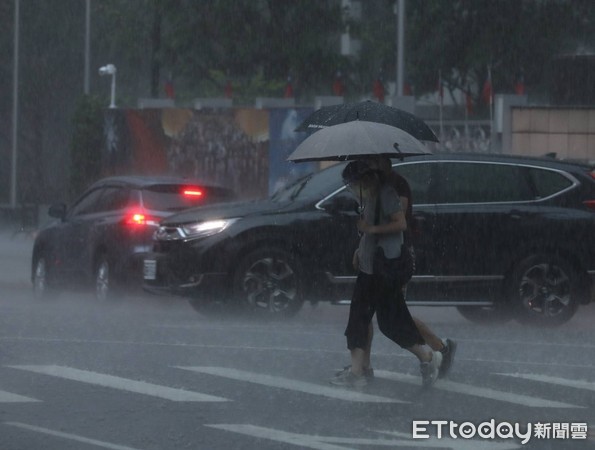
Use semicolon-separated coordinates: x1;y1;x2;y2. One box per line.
329;160;442;388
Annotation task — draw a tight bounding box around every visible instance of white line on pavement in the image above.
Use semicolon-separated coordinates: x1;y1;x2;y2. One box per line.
4;422;142;450
206;424;521;450
495;373;595;392
7;365;228;402
374;370;582;409
176;366;405;403
0;389;40;403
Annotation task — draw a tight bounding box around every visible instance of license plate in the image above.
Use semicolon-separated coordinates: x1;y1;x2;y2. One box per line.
143;259;157;280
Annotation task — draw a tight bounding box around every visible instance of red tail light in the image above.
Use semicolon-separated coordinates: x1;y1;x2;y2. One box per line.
583;200;595;211
182;187;204;198
125;211;158;226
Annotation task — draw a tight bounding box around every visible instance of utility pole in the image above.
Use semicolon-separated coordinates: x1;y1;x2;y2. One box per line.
84;0;91;94
395;0;406;97
10;0;20;208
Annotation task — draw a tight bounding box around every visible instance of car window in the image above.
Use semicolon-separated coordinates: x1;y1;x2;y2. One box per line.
394;162;436;205
438;162;533;204
272;164;345;202
95;187;132;212
527;167;574;199
141;185;230;212
69;188;105;217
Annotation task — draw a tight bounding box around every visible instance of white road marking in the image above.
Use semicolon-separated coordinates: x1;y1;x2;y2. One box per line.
7;365;228;402
0;389;39;403
206;424;354;450
495;373;595;392
374;370;582;409
375;429;522;450
177;366;405;403
206;424;521;450
4;422;142;450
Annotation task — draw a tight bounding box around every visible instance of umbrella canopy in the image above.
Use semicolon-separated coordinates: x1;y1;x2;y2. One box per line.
287;120;429;163
295;100;439;143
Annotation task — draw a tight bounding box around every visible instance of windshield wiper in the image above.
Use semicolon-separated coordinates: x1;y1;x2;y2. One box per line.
289;174;313;201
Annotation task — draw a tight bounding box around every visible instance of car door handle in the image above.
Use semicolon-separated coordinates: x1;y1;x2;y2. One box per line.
510;210;523;220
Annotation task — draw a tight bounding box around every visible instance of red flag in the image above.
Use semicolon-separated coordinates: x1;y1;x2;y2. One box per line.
482;67;493;105
373;78;385;102
332;75;345;96
403;81;413;96
224;80;233;98
514;73;525;96
164;76;175;99
284;76;294;98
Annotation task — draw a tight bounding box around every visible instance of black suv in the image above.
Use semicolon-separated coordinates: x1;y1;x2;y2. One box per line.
32;176;235;300
144;154;595;326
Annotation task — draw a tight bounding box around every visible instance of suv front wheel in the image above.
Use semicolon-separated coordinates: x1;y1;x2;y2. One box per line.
94;253;118;302
232;247;304;318
510;254;579;326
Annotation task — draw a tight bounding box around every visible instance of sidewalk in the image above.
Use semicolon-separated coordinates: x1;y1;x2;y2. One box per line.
0;230;34;291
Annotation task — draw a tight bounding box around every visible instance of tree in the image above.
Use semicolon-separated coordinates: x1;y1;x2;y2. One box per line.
69;95;104;198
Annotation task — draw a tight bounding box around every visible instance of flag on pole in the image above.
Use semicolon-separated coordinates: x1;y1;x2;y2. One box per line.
372;78;385;103
514;71;525;95
224;80;233;98
164;74;175;99
332;70;345;96
284;76;294;98
482;66;493;105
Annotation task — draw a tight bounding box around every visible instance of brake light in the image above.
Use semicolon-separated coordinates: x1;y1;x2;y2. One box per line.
583;200;595;211
125;211;157;226
183;188;203;197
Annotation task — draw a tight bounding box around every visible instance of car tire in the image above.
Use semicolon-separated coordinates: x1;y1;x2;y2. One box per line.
456;305;512;325
94;254;118;302
232;247;304;318
32;254;58;299
510;254;579;326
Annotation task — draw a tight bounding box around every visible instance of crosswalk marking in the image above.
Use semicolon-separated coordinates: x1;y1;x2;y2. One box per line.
495;373;595;393
176;366;406;403
0;389;40;403
374;370;582;409
206;424;522;450
7;365;228;403
4;422;142;450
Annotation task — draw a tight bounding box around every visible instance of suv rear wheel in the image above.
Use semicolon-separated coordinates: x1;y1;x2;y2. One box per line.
232;247;304;318
510;254;579;326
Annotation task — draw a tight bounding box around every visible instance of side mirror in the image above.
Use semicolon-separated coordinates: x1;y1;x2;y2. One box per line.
324;196;360;214
48;203;67;220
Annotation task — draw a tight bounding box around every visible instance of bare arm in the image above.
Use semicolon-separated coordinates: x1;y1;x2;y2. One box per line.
357;210;407;235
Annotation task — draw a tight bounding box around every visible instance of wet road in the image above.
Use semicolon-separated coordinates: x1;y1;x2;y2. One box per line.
1;231;594;449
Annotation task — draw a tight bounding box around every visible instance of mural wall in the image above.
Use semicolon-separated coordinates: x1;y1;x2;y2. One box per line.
102;107;320;200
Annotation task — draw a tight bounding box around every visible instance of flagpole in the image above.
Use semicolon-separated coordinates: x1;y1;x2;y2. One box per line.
488;65;493;151
438;69;444;150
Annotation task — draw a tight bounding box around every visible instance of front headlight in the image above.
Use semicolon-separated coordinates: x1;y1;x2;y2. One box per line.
181;218;238;238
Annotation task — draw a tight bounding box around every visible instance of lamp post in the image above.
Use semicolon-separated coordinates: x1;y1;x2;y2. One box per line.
98;64;117;108
10;0;20;208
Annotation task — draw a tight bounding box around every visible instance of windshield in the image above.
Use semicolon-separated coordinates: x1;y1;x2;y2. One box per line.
271;163;346;202
141;185;230;212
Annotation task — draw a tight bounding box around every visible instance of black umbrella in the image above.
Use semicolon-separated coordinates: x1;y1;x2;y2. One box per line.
287;121;429;163
295;100;439;143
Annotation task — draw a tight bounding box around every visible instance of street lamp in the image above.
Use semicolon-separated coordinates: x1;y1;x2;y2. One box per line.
98;64;117;108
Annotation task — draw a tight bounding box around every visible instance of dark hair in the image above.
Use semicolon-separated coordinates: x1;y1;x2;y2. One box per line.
342;160;385;184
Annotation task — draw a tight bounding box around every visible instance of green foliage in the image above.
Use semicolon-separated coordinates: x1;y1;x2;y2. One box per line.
69;95;105;199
